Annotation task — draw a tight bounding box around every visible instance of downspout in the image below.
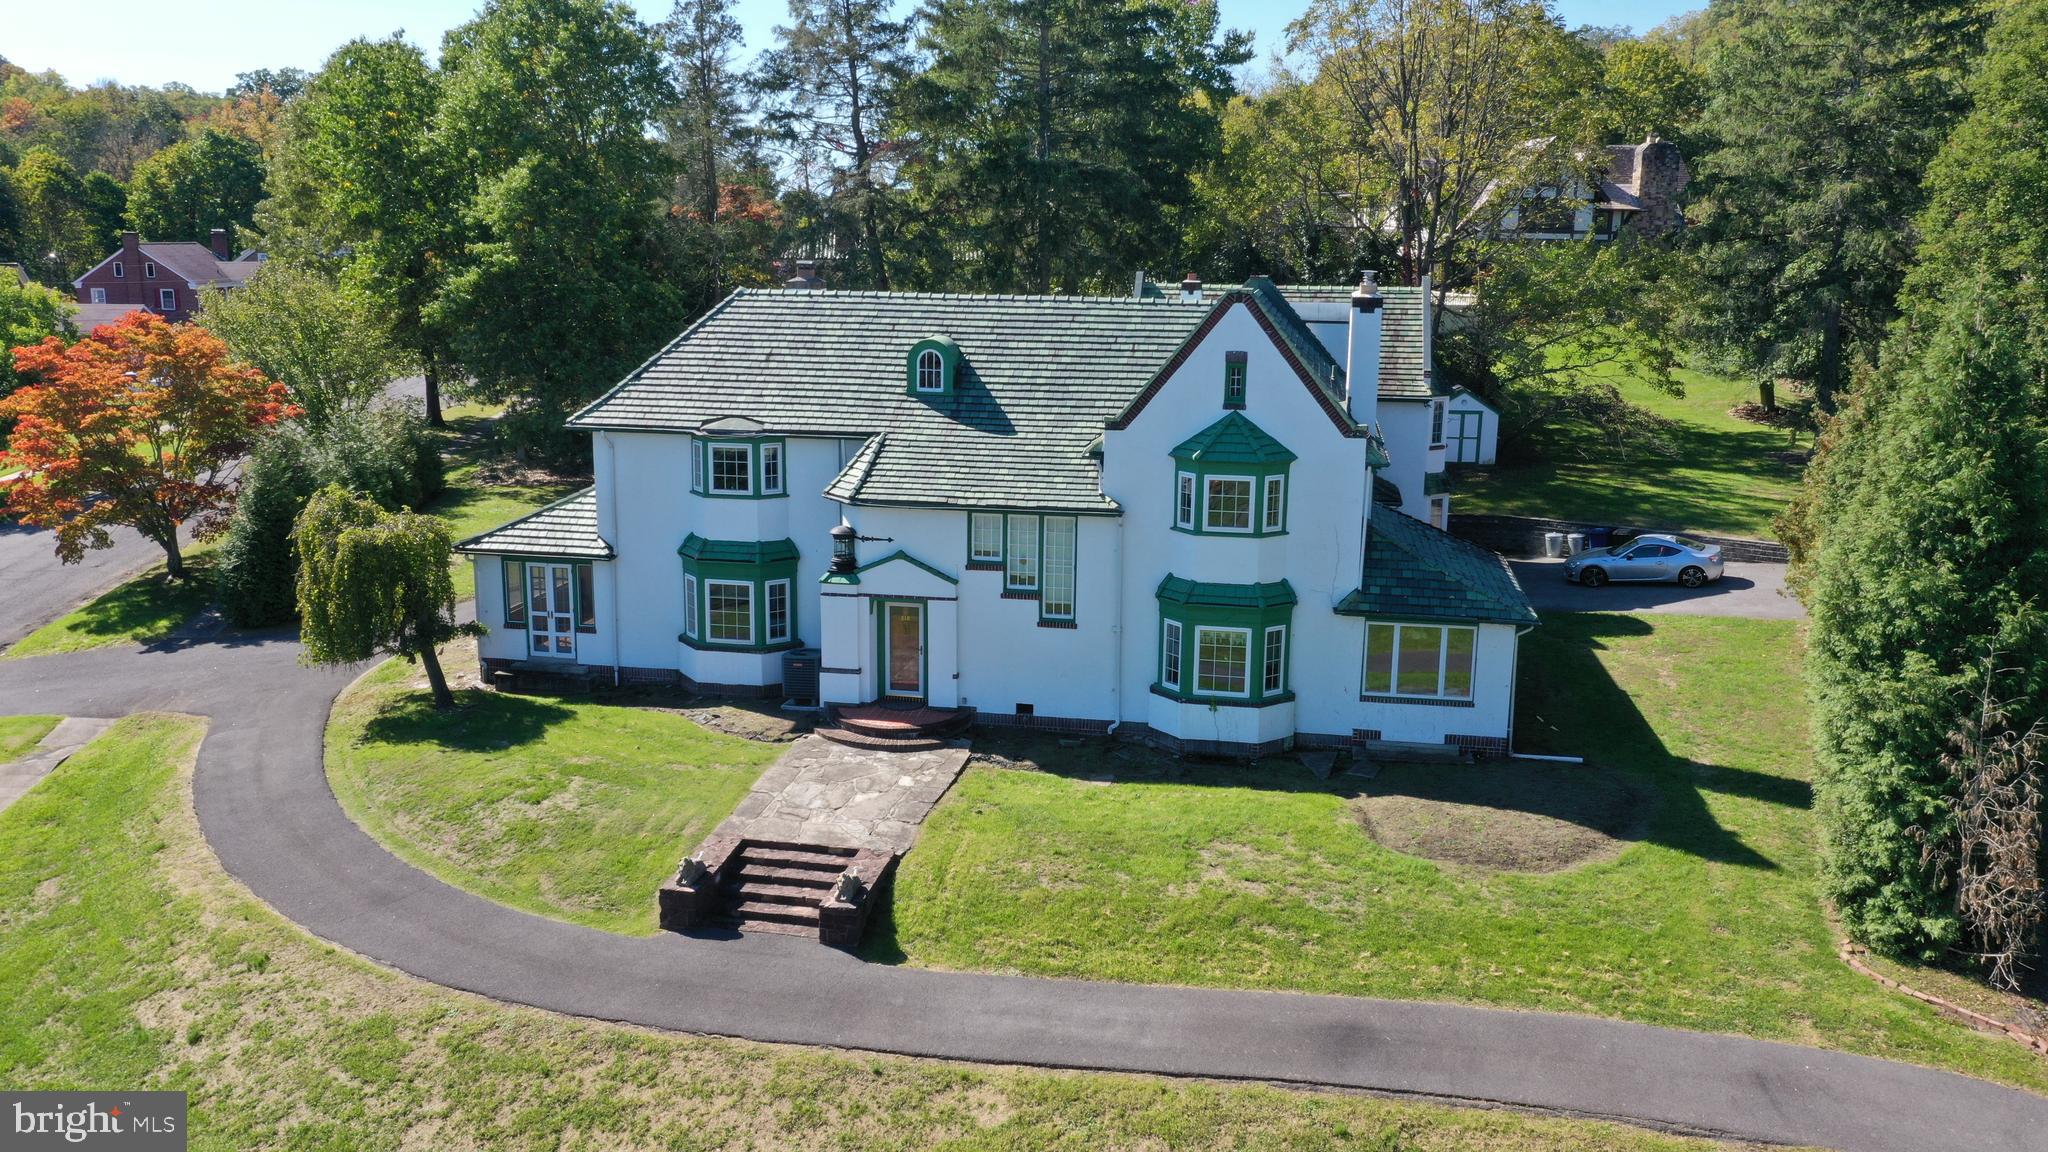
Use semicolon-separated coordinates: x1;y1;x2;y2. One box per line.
603;431;621;688
1107;515;1125;738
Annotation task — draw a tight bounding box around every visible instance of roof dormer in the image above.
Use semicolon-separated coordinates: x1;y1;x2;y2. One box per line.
906;335;960;398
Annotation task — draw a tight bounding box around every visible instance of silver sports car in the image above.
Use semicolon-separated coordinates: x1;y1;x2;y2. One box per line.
1564;534;1724;588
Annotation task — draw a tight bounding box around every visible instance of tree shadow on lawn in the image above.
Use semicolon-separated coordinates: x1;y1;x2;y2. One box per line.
358;686;576;753
1515;613;1808;870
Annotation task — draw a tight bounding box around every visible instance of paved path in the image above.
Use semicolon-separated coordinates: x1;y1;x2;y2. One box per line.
0;716;114;815
714;734;970;853
0;640;2040;1152
0;521;185;649
1512;558;1806;621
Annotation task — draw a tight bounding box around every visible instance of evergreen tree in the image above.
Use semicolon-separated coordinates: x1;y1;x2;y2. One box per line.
77;170;126;254
663;0;778;308
899;0;1249;293
1689;0;1985;413
755;0;916;287
432;0;684;463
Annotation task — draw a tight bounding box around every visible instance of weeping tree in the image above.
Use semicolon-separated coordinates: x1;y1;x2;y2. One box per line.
293;485;474;708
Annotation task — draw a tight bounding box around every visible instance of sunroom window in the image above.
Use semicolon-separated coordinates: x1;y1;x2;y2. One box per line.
1363;622;1475;700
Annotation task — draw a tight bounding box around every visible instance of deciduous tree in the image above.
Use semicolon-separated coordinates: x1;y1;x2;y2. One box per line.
125;128;264;248
11;146;96;281
0;312;293;578
198;265;396;428
294;484;472;709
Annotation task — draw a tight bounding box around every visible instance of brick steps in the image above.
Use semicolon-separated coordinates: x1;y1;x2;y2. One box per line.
728;900;821;927
816;727;949;752
714;841;860;935
733;864;836;887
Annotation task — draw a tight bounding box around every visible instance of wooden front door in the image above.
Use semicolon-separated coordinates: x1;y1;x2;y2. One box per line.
882;602;924;698
528;562;575;658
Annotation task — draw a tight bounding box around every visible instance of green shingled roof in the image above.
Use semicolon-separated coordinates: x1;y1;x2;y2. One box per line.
1156;574;1298;610
678;534;800;565
1336;509;1537;626
453;487;613;559
570;289;1216;513
1172;411;1297;466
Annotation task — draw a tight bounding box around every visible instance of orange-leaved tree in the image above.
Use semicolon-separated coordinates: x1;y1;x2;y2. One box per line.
1;312;296;579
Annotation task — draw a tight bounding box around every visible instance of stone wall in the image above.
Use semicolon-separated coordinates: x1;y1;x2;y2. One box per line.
1450;513;1789;564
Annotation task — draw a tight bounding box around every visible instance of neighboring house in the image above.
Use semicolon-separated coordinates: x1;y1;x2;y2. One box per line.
71;230;258;322
1444;387;1500;465
457;273;1537;757
1497;133;1689;242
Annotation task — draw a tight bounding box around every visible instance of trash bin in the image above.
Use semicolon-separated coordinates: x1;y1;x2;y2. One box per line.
1543;531;1565;558
1586;527;1612;550
1565;532;1586;556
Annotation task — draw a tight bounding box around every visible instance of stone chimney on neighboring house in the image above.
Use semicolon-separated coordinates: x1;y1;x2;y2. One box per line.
1345;270;1383;428
784;259;823;290
209;228;232;261
1632;133;1690;238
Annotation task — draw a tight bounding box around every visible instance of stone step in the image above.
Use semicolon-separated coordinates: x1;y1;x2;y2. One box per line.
733;865;836;888
738;846;855;872
742;838;858;858
730;882;826;906
727;916;815;937
729;900;820;926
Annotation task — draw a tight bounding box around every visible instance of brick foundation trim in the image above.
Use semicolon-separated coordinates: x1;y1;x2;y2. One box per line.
1445;733;1509;759
971;712;1113;736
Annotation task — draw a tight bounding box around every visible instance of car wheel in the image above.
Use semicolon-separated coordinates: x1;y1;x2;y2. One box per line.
1679;566;1706;588
1580;567;1607;588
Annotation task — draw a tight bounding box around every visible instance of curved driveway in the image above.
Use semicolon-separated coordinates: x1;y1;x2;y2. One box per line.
0;638;2041;1152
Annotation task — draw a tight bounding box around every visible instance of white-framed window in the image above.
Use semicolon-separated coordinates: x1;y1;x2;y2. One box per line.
682;574;699;638
90;287;106;303
1194;627;1251;697
765;579;792;643
969;512;1004;564
158;289;177;311
1429;496;1448;529
1006;513;1039;590
759;442;784;495
1363;622;1476;700
708;443;752;494
1204;476;1254;532
1161;620;1183;690
112;261;124;278
1041;516;1076;620
705;579;754;644
1263;474;1285;532
1263;625;1286;694
1175;472;1196;530
1430;400;1446;445
690;440;705;493
915;348;945;392
144;261;157;279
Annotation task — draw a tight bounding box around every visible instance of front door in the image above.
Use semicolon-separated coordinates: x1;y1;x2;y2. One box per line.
1451;410;1483;463
882;601;924;698
528;562;575;658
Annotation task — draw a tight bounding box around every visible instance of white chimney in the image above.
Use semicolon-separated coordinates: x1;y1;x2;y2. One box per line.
1178;273;1203;304
1346;270;1382;427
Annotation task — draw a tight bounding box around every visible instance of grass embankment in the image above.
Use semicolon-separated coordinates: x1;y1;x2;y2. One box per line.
325;644;779;935
0;716;59;764
4;557;216;660
0;713;1774;1151
876;615;2048;1092
1454;362;1804;539
427;411;582;601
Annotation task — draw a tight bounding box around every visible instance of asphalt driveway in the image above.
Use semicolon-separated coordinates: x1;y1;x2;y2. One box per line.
0;520;184;649
1511;558;1805;620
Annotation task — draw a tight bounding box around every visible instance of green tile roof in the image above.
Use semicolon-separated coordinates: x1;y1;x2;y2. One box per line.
453;487;613;559
1156;574;1298;610
1336;509;1537;625
570;289;1217;513
1172;411;1297;466
678;534;800;565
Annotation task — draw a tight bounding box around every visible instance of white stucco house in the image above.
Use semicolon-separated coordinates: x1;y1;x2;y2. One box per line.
456;273;1537;757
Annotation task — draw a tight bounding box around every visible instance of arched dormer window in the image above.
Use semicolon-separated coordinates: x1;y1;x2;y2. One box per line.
905;335;961;397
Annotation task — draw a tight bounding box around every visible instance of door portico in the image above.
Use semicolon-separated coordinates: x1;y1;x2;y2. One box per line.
817;550;960;709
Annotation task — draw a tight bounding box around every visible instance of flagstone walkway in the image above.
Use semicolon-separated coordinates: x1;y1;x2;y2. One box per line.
711;734;971;853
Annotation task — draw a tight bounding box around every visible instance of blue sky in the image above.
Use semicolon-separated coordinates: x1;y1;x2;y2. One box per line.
4;0;1699;94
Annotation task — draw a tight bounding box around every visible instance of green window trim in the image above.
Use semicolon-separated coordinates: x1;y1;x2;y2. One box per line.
1169;412;1293;537
906;335;962;397
677;536;802;652
967;511;1078;625
1223;350;1247;409
688;436;789;499
966;511;1004;569
1152;574;1295;706
500;558;598;635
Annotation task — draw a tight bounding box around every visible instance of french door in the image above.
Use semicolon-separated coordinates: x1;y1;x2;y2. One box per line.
528;562;576;658
882;602;924;698
1451;411;1483;463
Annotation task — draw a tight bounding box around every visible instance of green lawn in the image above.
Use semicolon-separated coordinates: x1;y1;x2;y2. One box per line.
0;716;59;765
4;557;216;660
326;644;782;934
425;413;582;601
0;714;1768;1152
874;615;2048;1093
1454;362;1804;539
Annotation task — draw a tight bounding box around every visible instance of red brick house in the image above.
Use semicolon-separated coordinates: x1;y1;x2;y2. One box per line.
71;230;260;322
